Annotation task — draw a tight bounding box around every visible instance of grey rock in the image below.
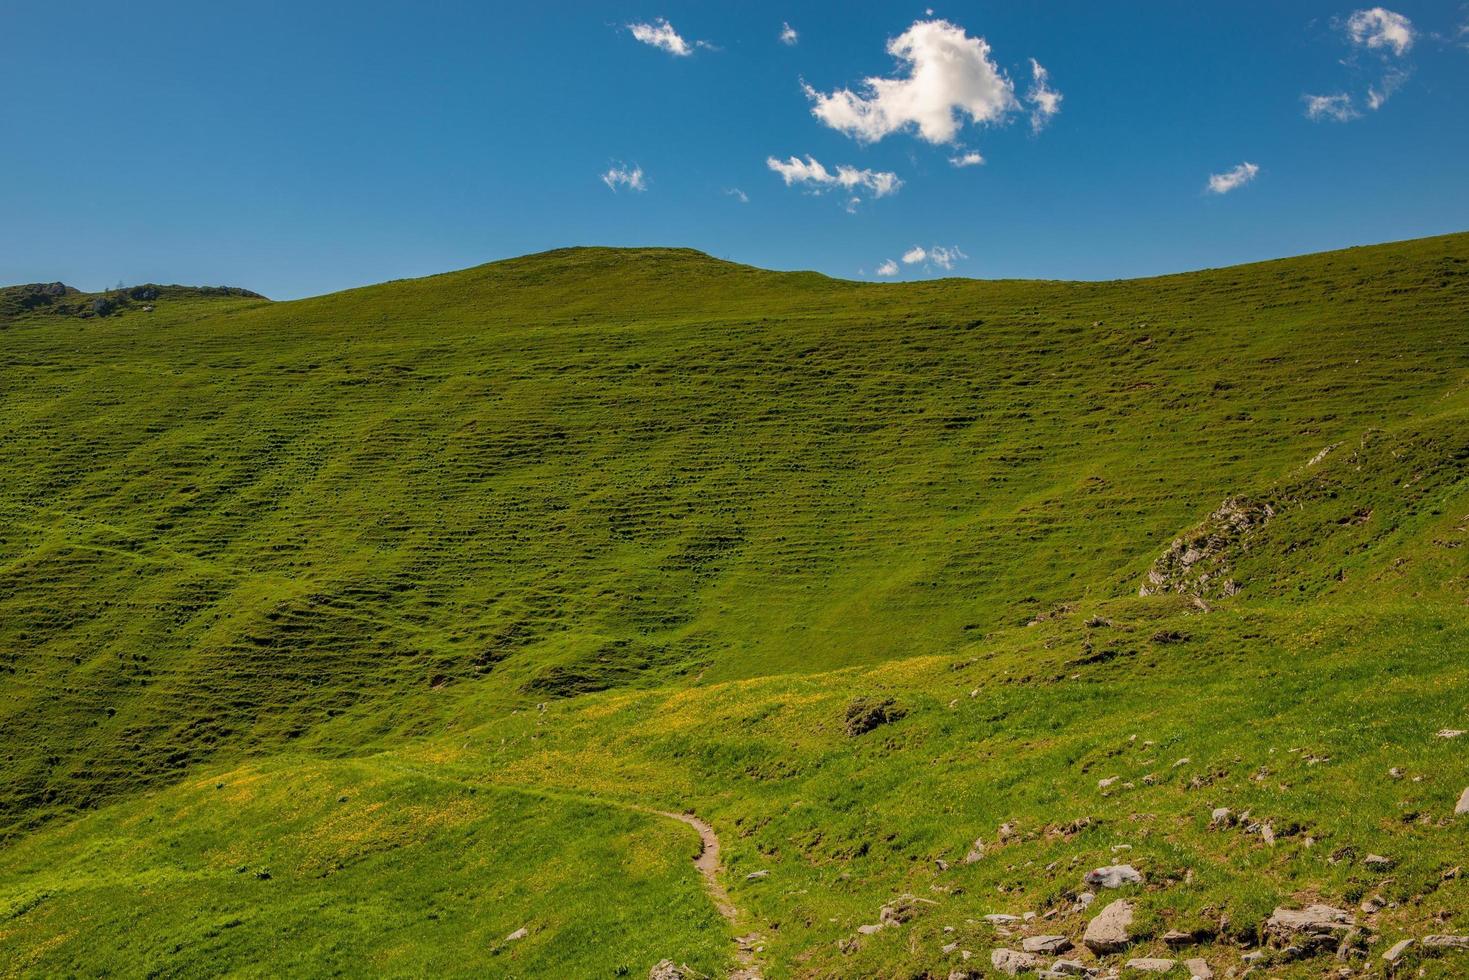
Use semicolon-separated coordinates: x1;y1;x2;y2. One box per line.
1084;864;1143;889
1265;905;1354;950
1363;853;1393;869
1456;787;1469;816
1125;958;1176;973
965;837;985;863
649;960;687;980
984;913;1024;924
1422;935;1469;950
1183;958;1212;979
1083;899;1134;954
991;948;1043;975
505;927;528;941
856;923;884;935
1209;807;1234;828
1049;960;1094;976
1022;935;1072;955
745;869;770;880
1382;938;1414;964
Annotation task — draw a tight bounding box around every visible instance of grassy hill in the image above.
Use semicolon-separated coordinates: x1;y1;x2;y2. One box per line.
1;234;1467;978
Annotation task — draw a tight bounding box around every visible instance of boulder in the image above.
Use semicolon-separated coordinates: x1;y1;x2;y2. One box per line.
1208;807;1234;828
1184;958;1212;979
1084;864;1143;889
649;961;687;980
1456;787;1469;816
1265;905;1354;950
1048;960;1093;976
1422;935;1469;950
1125;958;1176;973
1022;935;1072;955
1083;899;1134;954
991;948;1042;975
1382;938;1414;965
964;837;985;863
1363;853;1394;869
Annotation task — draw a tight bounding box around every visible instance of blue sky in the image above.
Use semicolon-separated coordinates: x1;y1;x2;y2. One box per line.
3;1;1467;299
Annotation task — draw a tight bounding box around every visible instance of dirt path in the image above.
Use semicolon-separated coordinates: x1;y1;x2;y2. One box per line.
659;810;762;979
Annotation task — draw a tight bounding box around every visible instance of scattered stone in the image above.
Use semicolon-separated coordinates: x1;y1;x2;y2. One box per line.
1049;960;1093;976
1083;899;1134;954
1140;496;1275;599
1022;935;1073;955
1162;930;1197;946
1084;864;1143;889
984;914;1024;925
856;923;884;935
1382;938;1414;965
1209;807;1235;828
991;948;1042;975
1075;891;1096;910
1456;787;1469;816
1363;854;1393;869
1125;958;1176;973
1360;895;1386;914
1261;821;1276;846
1173;757;1190;768
1098;776;1121;790
505;927;529;942
965;838;986;864
649;960;688;980
746;869;770;880
1241;950;1267;965
1265;905;1355;951
1389;767;1405;779
1422;935;1469;950
1184;957;1212;979
1437;729;1465;739
998;821;1018;841
880;894;935;927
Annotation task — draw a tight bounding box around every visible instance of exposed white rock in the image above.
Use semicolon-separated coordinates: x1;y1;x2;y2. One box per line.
1125;958;1176;973
1084;864;1143;889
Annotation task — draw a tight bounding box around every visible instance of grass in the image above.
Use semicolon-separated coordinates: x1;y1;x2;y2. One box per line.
1;233;1467;976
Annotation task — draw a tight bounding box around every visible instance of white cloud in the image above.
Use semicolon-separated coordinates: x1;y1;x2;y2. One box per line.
1206;162;1259;195
601;164;646;192
780;22;798;46
766;155;903;203
1026;59;1063;132
928;245;966;270
803;19;1021;145
724;187;749;204
628;18;693;56
949;150;985;167
1303;92;1359;122
902;246;927;264
1366;67;1408;109
1346;7;1414;56
876;259;899;276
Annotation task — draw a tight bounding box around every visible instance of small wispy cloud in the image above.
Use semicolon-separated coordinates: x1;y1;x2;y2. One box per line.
1303;92;1359;122
1026;59;1063;132
779;22;799;46
875;259;899;276
1206;161;1259;195
628;18;694;56
766;154;902;207
602;164;646;192
892;244;967;272
948;150;985;168
724;187;749;204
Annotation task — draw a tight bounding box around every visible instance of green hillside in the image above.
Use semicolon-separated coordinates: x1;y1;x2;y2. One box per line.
1;234;1467;978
